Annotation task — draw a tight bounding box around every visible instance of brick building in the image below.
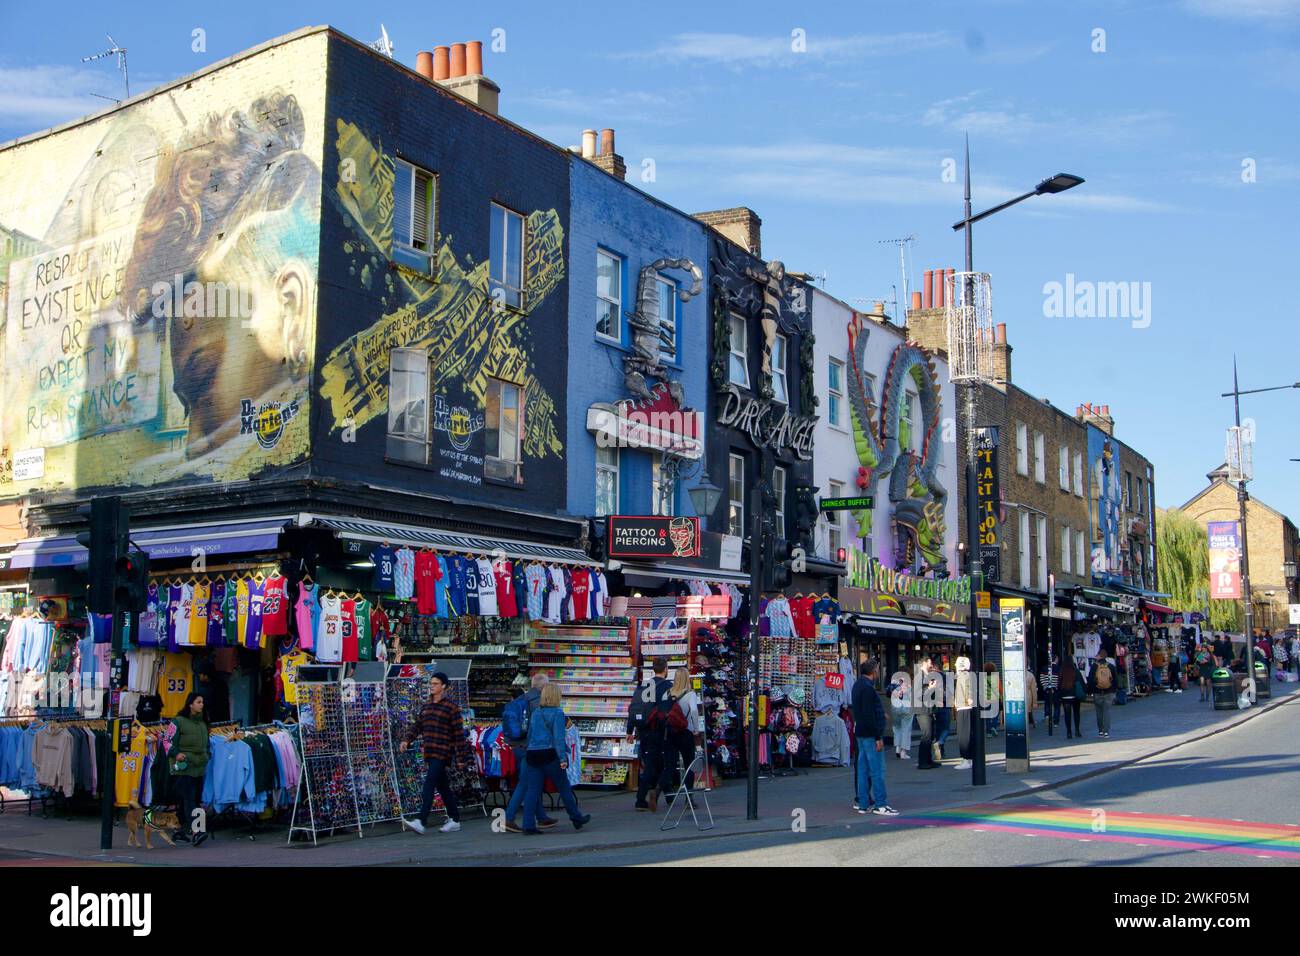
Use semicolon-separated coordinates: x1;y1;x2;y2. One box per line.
1180;465;1300;634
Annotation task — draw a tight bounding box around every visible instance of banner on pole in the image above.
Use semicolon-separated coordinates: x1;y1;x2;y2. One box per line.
1207;520;1241;600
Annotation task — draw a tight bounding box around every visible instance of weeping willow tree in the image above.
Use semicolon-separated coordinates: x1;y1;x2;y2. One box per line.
1156;507;1241;631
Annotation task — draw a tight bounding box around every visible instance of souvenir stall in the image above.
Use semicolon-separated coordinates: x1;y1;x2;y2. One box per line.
1141;599;1184;691
1070;587;1141;698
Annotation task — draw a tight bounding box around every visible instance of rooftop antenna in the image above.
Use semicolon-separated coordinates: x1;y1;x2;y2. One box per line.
370;24;395;58
82;34;129;103
877;233;918;326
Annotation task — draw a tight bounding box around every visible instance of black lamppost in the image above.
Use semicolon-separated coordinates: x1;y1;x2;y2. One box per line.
1220;364;1298;698
950;137;1083;785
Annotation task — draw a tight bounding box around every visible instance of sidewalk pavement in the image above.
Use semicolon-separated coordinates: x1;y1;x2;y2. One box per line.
2;680;1296;867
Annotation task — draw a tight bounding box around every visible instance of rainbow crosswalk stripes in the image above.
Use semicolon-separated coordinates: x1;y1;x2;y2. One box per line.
910;804;1300;860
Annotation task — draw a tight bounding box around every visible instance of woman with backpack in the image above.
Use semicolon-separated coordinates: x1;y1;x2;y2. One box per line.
1058;656;1084;739
518;684;591;834
665;670;704;791
1194;642;1215;702
1087;653;1117;738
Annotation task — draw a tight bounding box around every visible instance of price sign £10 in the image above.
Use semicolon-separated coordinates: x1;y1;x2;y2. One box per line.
823;673;845;690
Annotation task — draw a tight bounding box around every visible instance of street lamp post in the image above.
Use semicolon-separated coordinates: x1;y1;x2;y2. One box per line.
950;137;1083;786
1220;363;1298;699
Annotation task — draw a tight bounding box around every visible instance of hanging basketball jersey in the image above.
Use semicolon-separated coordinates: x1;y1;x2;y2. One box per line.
340;598;359;663
157;651;193;716
295;582;320;652
138;583;161;648
261;574;289;637
493;558;518;618
235;578;253;648
353;596;373;661
394;547;416;601
207;578;227;647
175;582;194;647
166;583;183;651
245;578;267;649
188;581;210;647
317;594;344;663
223;579;240;647
475;559;498;617
463;558;480;616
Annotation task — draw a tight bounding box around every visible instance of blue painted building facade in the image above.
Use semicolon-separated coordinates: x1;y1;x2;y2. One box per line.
564;158;711;525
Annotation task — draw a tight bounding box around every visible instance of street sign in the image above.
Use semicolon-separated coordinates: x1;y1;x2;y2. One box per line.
976;590;992;619
819;496;873;512
1290;604;1300;626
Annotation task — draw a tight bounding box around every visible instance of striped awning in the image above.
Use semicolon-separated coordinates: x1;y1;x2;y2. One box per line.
306;515;591;566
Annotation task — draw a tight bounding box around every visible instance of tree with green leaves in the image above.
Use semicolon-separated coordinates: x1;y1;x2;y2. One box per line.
1156;507;1241;632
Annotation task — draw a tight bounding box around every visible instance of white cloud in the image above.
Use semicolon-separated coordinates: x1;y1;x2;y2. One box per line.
922;92;1174;145
0;65;118;129
621;31;955;67
1182;0;1300;20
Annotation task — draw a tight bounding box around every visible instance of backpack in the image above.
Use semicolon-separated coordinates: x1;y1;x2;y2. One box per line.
627;680;667;735
1094;663;1113;691
502;694;531;743
647;694;690;735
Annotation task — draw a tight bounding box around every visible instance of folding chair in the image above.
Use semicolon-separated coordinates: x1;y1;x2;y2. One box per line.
660;752;714;832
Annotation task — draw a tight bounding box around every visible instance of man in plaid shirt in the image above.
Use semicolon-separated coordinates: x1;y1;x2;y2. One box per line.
400;672;469;834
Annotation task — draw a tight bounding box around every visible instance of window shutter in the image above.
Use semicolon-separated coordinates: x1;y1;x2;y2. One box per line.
412;171;431;248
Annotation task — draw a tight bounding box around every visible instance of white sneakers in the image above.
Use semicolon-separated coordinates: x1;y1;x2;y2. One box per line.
954;759;973;770
403;818;461;834
402;819;426;834
439;820;462;833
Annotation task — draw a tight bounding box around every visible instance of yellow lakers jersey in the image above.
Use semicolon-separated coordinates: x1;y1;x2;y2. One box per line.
158;652;193;716
114;725;148;808
189;582;211;647
281;649;312;705
236;578;252;648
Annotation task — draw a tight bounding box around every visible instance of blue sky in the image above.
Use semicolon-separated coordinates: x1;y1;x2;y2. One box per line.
2;0;1298;519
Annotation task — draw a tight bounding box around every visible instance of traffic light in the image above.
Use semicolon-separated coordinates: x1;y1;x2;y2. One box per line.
76;497;126;614
115;550;150;613
761;531;797;592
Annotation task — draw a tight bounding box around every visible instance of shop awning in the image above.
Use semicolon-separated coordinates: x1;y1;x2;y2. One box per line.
1073;599;1136;621
1141;599;1176;615
307;515;592;566
6;516;296;569
915;622;971;643
845;614;918;640
615;562;751;587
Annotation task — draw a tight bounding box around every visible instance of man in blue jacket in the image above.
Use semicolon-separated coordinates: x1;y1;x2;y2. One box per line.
851;659;898;816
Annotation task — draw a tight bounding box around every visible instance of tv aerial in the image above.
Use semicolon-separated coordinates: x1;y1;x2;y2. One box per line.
369;24;395;58
82;34;129;103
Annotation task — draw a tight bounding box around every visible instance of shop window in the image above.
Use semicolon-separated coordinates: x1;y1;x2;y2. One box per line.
485;378;523;484
657;275;677;363
596;249;622;341
595;445;619;517
393;160;436;273
1016;423;1028;476
489;202;525;311
729;314;749;387
387;347;429;463
728;453;746;537
772;334;789;404
828;358;845;428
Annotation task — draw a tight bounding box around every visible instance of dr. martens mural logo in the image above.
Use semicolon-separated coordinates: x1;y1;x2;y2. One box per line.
240;398;301;450
432;395;484;451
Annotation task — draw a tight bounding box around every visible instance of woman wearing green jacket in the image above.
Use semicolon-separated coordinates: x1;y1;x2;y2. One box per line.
170;692;210;846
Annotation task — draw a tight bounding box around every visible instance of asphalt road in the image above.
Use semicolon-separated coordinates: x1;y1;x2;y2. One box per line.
517;695;1300;867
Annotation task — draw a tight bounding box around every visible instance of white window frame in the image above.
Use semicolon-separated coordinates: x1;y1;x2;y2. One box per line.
1016;423;1029;476
387;348;430;463
1059;446;1069;490
773;465;787;534
651;452;674;516
771;334;789;404
827;358;846;430
1036;515;1047;591
595;445;619;517
484;377;524;483
596;249;622;342
729;314;749;388
393;160;436;273
1073;451;1083;497
827;478;845;558
1135;476;1144;516
1061;525;1071;575
1075;529;1086;576
656;275;678;364
903;387;921;454
1019;510;1031;588
489;202;526;311
1034;432;1046;484
728;453;746;537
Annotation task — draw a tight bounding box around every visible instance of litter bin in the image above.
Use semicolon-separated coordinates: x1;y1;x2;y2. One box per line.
1211;669;1236;710
1254;663;1271;699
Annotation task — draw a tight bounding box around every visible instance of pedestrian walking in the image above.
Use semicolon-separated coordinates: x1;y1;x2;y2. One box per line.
400;671;469;835
1040;658;1060;734
168;691;211;847
626;657;673;812
1058;656;1084;739
517;683;590;834
851;659;897;815
1194;642;1215;701
916;658;940;769
1024;663;1038;728
665;669;704;791
888;672;914;760
1087;653;1117;737
953;656;976;770
982;662;1001;738
500;675;558;832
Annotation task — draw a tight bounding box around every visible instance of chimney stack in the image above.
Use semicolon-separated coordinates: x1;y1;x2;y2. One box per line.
935;268;946;309
430;39;501;114
581;129;597;159
692;207;762;257
990;321;1012;389
911;291;922;312
590;127;627;180
416;51;434;79
1077;402;1115;436
922;270;933;309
